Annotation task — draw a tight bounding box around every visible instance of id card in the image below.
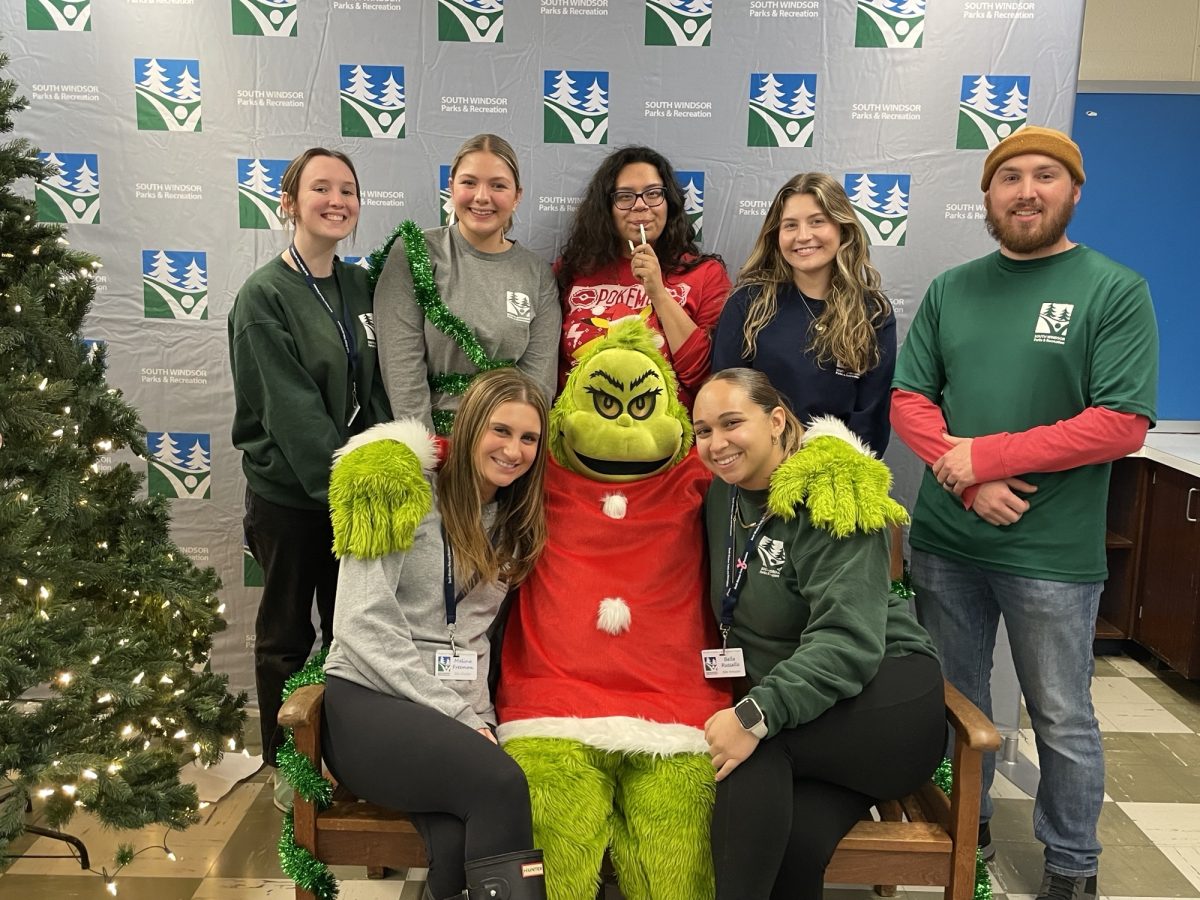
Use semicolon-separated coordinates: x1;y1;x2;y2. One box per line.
701;648;746;678
434;649;478;680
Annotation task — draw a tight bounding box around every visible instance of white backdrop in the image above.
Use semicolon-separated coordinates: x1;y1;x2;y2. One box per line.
4;0;1086;701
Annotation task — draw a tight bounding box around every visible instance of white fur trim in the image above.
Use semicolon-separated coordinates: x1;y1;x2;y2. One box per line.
601;492;627;519
596;597;631;635
497;716;708;756
331;419;438;471
801;415;876;459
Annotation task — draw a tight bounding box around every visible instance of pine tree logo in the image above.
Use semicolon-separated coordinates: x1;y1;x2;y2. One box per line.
1034;302;1073;344
438;0;504;42
439;164;455;225
855;0;925;48
82;338;104;365
26;0;91;31
232;0;297;36
342;256;372;271
142;251;208;320
748;73;817;148
845;173;909;246
543;70;609;145
35;152;100;224
243;534;264;587
237;157;289;229
340;65;406;138
677;170;705;243
957;74;1030;150
645;0;712;47
135;58;202;132
147;431;212;500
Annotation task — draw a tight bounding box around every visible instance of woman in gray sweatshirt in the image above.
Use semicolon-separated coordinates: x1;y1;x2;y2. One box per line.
322;368;551;900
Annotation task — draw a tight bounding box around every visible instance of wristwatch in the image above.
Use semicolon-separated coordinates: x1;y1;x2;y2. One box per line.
734;696;768;739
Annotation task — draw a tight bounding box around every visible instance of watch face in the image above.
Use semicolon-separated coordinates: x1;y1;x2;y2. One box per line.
735;698;762;729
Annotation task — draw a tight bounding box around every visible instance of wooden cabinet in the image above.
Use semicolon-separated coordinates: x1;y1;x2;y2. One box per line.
1097;458;1150;640
1135;464;1200;677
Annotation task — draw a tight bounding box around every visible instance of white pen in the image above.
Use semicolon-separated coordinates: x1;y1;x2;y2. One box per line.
639;224;647;246
628;239;637;254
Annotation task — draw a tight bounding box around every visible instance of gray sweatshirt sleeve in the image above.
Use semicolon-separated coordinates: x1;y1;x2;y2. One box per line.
373;239;435;431
518;255;562;401
329;550;486;730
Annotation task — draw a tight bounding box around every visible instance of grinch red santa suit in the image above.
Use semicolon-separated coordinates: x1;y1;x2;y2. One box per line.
496;319;728;900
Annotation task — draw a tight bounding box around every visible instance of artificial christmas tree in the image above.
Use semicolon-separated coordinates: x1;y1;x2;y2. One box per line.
0;47;245;873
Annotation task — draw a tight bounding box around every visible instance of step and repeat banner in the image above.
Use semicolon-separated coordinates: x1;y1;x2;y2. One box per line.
4;0;1086;700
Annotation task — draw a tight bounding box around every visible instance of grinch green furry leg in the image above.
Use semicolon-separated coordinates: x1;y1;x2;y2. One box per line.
504;737;616;900
609;752;716;900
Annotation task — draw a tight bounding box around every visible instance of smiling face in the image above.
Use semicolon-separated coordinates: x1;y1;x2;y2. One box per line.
473;400;542;502
692;379;786;490
776;192;840;293
452;150;522;252
610;162;669;250
283;155;360;249
984;153;1080;259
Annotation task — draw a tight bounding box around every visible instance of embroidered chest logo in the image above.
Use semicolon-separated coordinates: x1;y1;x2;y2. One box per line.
359;312;377;348
1034;302;1074;345
507;291;533;322
756;536;786;577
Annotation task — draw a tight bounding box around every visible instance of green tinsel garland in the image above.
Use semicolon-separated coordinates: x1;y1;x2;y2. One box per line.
397;220;515;435
932;758;992;900
277;651;338;900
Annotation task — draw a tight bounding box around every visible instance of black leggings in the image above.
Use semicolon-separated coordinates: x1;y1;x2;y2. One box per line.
322;675;535;898
712;654;946;900
243;487;338;766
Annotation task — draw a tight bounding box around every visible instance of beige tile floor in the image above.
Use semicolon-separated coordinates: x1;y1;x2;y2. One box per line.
4;650;1200;899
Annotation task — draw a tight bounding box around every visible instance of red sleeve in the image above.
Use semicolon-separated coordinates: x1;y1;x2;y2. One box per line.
972;408;1149;483
669;260;732;393
889;388;951;466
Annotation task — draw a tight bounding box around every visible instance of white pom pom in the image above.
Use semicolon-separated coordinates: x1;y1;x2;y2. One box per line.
597;597;631;635
601;492;627;519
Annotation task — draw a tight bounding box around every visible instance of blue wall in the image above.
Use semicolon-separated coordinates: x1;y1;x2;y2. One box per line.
1072;93;1198;421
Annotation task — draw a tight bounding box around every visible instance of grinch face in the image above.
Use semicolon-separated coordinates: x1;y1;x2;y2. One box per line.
557;346;684;483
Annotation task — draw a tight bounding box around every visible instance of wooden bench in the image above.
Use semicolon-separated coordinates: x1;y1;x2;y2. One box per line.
278;675;999;900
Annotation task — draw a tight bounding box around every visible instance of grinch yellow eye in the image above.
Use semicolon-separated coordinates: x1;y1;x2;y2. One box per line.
627;389;660;421
586;387;623;420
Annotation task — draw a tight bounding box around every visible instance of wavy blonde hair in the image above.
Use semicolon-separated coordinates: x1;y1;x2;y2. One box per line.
437;369;548;587
450;133;522;236
736;172;890;374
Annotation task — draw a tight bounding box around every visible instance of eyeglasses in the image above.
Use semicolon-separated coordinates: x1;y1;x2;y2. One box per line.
611;187;667;210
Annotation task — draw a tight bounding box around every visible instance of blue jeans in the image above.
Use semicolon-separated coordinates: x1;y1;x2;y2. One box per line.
911;549;1103;877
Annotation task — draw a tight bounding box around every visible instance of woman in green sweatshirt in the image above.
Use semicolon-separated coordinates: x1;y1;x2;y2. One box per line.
228;148;390;797
692;368;944;900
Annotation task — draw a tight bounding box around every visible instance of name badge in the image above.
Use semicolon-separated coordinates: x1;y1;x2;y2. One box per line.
434;649;478;681
701;648;746;678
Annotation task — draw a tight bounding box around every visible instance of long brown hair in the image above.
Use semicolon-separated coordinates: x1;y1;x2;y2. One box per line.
737;172;889;374
703;368;804;457
437;369;548;586
556;145;722;292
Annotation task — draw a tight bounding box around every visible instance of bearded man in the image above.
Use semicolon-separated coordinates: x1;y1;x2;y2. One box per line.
889;126;1159;900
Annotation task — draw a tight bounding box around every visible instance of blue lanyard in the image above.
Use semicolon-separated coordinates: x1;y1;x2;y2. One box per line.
288;243;359;377
721;486;771;645
441;525;469;653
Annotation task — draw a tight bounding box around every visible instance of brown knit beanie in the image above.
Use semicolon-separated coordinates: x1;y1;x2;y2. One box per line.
980;125;1085;191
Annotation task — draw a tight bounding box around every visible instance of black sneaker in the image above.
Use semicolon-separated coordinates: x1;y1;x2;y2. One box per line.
978;822;996;862
1035;870;1098;900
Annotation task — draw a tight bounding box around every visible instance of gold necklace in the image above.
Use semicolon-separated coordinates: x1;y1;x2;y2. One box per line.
799;290;826;333
737;500;765;530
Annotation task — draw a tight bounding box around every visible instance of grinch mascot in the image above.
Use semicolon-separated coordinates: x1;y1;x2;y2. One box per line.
496;318;728;900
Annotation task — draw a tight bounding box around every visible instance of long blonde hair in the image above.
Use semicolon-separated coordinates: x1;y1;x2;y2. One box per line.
437;369;548;586
737;173;890;374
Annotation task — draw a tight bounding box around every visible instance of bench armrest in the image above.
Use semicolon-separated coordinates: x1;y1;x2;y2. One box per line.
943;679;1001;753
